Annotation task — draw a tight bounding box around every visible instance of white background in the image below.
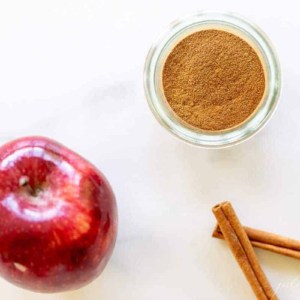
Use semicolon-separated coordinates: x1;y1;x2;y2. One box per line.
0;0;299;299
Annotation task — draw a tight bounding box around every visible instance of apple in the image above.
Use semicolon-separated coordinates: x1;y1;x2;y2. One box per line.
0;136;117;293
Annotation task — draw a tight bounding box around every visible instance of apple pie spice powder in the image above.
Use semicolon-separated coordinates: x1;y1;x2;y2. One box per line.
162;29;266;131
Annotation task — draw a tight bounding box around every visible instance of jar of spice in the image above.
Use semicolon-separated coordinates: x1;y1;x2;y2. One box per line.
144;11;281;148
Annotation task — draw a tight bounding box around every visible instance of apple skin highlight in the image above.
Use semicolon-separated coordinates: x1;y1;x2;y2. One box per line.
0;136;117;293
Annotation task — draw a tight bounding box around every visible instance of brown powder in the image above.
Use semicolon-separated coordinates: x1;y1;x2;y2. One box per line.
162;29;266;131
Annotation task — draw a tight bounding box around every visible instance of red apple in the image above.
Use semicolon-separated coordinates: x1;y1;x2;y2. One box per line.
0;136;117;293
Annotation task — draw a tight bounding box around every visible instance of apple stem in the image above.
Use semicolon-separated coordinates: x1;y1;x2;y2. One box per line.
19;176;41;197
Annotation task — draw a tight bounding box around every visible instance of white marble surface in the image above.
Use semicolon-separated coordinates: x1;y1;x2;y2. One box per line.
0;0;300;299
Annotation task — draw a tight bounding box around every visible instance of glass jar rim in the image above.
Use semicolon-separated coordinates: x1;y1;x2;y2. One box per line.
144;10;281;148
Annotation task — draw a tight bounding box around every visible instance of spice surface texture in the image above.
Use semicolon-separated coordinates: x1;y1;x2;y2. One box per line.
162;29;266;131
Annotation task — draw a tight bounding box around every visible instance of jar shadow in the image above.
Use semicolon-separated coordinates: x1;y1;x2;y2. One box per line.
171;130;272;206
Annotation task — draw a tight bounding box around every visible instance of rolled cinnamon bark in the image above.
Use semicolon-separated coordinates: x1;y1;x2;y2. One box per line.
213;225;300;259
212;202;277;300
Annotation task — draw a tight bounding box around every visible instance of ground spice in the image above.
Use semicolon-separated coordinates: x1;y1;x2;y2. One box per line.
162;29;266;131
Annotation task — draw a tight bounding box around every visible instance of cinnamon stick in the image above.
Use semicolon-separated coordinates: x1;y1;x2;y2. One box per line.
212;202;277;300
213;224;300;259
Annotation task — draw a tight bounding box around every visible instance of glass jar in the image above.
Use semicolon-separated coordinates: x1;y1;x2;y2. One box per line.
144;11;281;148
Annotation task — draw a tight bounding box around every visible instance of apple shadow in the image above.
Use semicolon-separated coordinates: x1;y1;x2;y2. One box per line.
59;289;86;300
